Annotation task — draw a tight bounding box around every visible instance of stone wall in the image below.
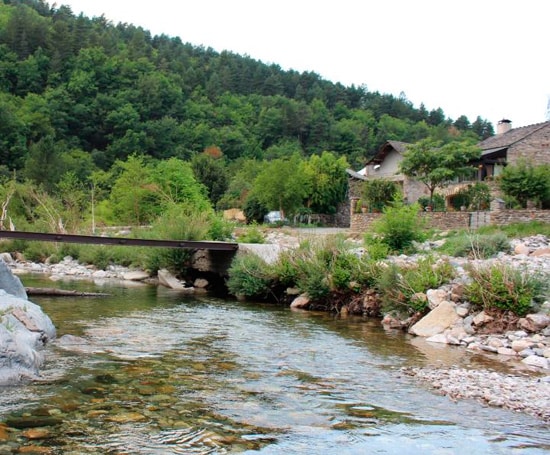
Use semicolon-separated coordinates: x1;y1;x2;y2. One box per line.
419;211;471;230
350;208;550;232
350;211;471;232
490;209;550;226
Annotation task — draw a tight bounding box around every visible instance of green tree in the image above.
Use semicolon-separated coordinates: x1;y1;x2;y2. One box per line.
150;157;211;212
190;152;228;206
251;154;307;219
109;154;156;225
499;161;550;208
399;139;481;204
301;151;348;214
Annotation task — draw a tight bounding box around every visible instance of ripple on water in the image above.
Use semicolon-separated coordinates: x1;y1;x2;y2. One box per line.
1;291;549;454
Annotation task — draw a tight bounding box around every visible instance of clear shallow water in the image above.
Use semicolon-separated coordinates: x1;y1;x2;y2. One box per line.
0;275;548;454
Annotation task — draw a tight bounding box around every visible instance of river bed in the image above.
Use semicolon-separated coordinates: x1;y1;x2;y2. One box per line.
0;275;549;454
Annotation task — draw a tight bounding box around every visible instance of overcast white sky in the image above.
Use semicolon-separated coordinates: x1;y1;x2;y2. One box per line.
61;0;548;129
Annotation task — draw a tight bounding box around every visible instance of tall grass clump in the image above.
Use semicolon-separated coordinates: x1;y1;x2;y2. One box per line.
272;235;379;301
477;221;550;239
439;232;510;258
465;264;548;317
368;202;426;254
142;204;213;274
226;253;274;299
376;256;456;316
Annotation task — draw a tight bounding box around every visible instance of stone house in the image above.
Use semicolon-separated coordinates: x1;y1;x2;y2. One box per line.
346;140;427;211
475;119;550;178
348;120;550;211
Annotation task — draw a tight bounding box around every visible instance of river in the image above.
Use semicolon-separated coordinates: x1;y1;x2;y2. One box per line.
0;275;548;454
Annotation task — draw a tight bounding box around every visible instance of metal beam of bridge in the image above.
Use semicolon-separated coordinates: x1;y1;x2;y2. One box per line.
0;230;238;251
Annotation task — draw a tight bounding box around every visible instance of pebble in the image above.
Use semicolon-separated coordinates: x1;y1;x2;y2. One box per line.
403;367;550;422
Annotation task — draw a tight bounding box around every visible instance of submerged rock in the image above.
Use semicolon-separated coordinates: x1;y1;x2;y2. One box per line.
0;260;56;384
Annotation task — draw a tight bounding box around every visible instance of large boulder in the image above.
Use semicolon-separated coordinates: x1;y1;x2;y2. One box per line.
409;301;461;337
0;260;56;384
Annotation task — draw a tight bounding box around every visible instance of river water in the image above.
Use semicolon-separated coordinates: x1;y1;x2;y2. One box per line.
0;275;548;454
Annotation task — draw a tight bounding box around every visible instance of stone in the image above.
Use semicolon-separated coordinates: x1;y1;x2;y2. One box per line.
426;333;449;344
514;243;530;256
0;260;27;299
426;289;447;309
409;301;460;337
526;314;550;331
122;271;150;281
456;306;469;317
193;278;209;288
497;347;517;356
522;355;549;369
157;269;186;290
290;294;310;309
511;339;533;352
473;311;494;327
0;253;13;263
531;247;550;257
487;337;505;348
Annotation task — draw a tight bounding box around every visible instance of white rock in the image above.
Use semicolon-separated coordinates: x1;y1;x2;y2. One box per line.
426;289;448;309
123;271;150;281
522;355;549;369
409;301;460;337
511;339;533;352
497;347;517;356
426;333;449;344
157;269;186;290
290;294;310;309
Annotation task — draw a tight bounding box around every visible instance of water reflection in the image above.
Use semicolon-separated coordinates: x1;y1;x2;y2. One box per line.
0;276;547;454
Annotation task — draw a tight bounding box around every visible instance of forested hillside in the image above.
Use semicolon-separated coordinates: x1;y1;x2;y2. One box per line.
0;0;495;231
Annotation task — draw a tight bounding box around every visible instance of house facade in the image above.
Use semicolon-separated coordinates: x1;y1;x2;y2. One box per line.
476;119;550;178
346;141;428;210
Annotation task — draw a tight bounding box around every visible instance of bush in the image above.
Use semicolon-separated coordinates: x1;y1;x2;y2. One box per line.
272;235;379;301
226;253;274;298
361;179;399;212
236;223;265;244
142;204;212;274
376;256;456;315
418;194;445;212
371;202;426;253
498;161;550;208
439;232;510;258
465;264;548;316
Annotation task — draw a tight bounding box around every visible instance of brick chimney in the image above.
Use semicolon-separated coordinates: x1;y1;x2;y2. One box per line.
497;119;512;135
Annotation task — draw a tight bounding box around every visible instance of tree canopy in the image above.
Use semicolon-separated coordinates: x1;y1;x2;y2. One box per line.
399;139;482;203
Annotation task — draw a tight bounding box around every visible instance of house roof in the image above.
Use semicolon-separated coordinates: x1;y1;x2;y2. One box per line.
366;140;410;165
478;121;550;151
346;168;367;181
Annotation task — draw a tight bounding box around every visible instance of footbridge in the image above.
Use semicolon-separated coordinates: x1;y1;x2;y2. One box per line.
0;230;240;276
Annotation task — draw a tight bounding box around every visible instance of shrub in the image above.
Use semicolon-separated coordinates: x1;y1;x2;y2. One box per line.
236;223;265;244
273;235;379;300
371;202;426;253
465;264;548;316
418;194;445;211
142;204;212;274
376;256;456;315
439;232;510;258
498;161;550;208
361;179;399;212
226;253;274;298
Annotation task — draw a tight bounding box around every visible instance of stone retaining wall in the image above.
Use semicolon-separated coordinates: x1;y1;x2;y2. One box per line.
491;209;550;226
350;208;550;232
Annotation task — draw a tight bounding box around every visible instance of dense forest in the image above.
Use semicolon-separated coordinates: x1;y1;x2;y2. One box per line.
0;0;495;231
